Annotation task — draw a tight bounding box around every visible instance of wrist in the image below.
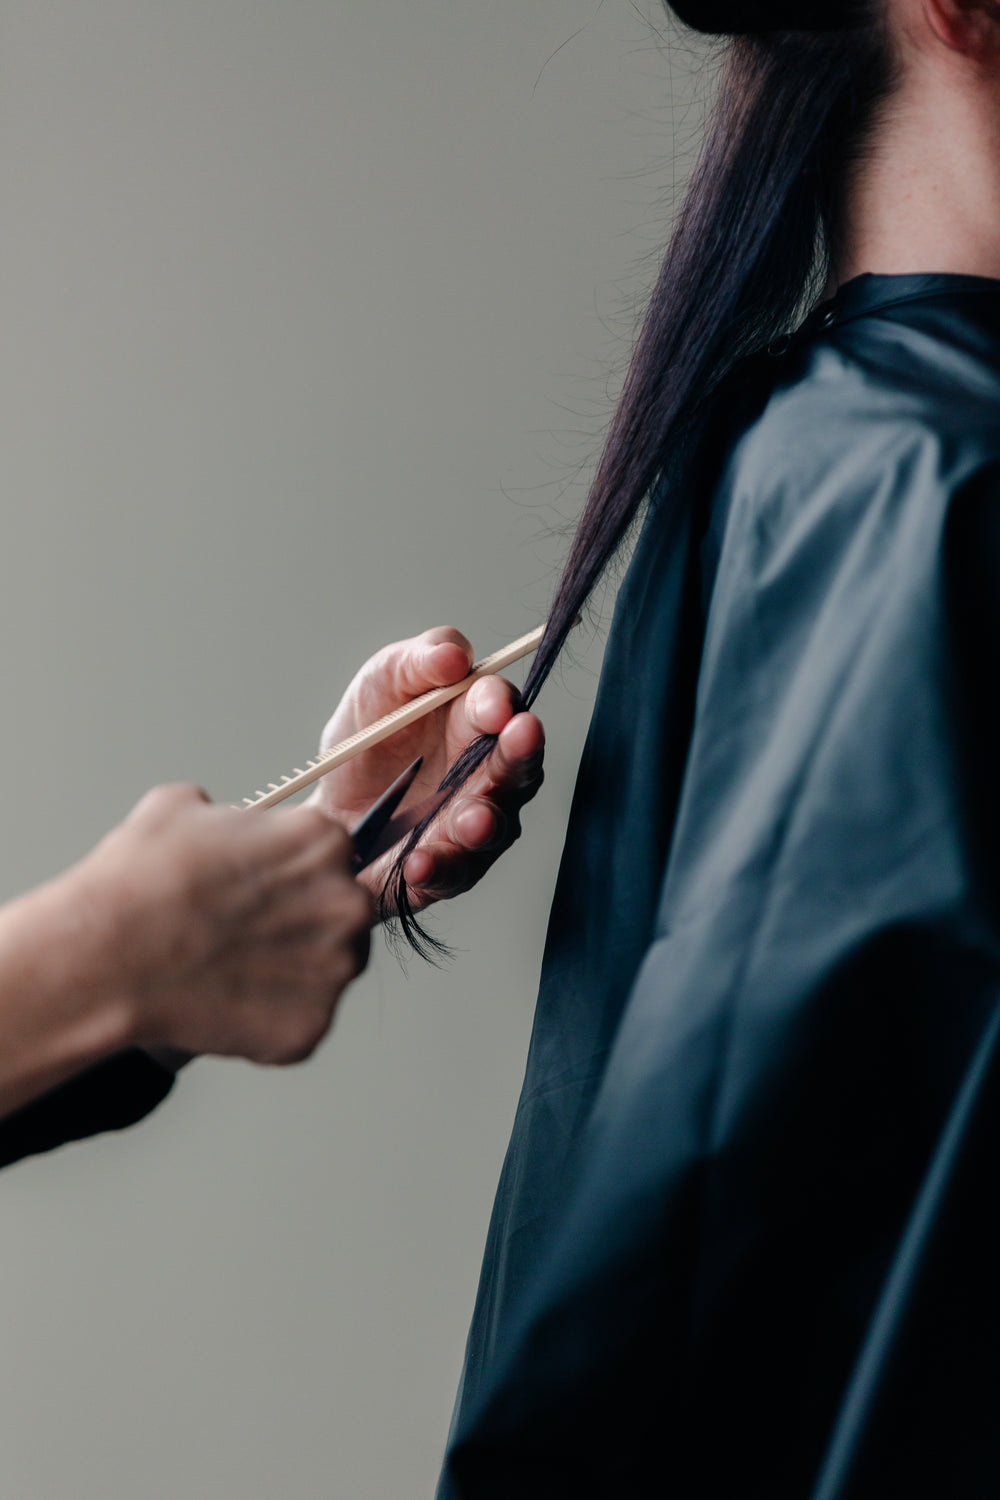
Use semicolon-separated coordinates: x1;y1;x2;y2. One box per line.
0;869;136;1118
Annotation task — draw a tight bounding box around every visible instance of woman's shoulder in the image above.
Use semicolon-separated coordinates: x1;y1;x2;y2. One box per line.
733;292;1000;523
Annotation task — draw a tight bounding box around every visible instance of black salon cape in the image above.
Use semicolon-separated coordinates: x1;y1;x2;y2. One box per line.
439;275;1000;1498
0;1051;174;1170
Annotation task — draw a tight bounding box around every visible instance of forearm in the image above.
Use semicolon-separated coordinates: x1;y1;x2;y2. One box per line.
0;779;373;1132
0;872;134;1121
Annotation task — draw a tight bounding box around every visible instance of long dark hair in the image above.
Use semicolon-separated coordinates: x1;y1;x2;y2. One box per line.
386;5;895;956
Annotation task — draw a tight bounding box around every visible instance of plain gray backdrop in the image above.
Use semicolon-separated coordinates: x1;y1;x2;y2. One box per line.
0;4;706;1496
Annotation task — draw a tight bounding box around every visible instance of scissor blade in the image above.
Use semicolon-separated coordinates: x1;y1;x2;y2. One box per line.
356;785;450;871
351;755;424;872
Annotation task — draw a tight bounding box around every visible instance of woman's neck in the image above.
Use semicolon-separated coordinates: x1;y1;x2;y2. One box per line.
836;39;1000;288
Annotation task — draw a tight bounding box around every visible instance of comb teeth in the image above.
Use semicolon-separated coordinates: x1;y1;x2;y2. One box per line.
240;625;551;815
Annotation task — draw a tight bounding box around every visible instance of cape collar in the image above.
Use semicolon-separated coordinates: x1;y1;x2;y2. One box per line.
808;271;1000;334
736;271;1000;388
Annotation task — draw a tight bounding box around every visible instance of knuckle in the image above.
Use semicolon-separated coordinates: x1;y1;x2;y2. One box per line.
519;767;545;800
312;884;371;973
275;1008;331;1066
479;805;507;852
356;640;405;695
349;884;376;931
331;897;372;976
132;781;206;822
300;804;337;839
512;756;545;791
167;781;211;809
293;808;352;860
379;643;410;696
371;639;405;670
321;944;360;996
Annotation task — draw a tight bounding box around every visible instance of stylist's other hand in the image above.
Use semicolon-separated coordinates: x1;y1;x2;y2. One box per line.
76;785;372;1063
309;627;544;910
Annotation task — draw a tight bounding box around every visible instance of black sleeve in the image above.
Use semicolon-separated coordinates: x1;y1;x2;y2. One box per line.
0;1049;176;1170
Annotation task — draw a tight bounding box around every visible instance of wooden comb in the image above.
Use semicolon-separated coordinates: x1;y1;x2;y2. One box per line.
242;623;547;811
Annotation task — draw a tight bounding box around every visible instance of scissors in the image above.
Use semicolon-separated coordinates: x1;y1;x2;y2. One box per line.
350;755;429;873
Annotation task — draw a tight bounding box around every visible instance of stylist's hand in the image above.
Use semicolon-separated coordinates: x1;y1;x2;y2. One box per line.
74;784;372;1064
309;627;544;910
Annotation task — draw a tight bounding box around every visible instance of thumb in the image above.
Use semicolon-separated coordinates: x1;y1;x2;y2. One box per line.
378;628;474;701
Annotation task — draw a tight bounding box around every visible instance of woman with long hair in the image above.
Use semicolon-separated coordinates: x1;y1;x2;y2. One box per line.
412;0;1000;1493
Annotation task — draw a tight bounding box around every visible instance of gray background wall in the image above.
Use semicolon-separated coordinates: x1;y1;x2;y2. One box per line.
0;5;705;1496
